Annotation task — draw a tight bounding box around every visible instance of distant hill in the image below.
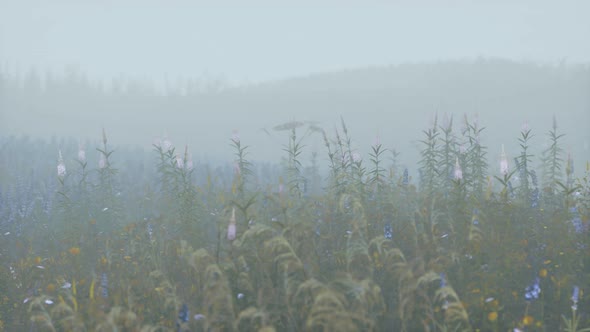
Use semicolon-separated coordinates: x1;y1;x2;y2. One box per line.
1;58;588;172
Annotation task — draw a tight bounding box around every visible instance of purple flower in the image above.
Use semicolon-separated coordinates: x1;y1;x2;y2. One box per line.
524;277;541;301
384;223;392;240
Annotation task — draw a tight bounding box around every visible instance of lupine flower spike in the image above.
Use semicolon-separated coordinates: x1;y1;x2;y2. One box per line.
227;207;237;241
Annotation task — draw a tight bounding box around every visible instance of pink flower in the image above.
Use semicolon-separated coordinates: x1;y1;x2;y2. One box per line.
500;145;509;175
454;157;463;180
227;208;237;241
227;223;236;241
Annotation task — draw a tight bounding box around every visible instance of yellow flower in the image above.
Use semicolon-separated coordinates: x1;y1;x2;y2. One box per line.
522;315;534;326
539;268;548;278
46;283;56;293
487;311;498;322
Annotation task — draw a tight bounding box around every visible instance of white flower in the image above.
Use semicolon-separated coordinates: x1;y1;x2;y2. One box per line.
98;153;106;169
77;143;86;163
454;157;463;180
57;150;66;178
352;152;362;163
77;149;86;163
176;154;184;169
231;130;240;143
161;137;172;152
500;145;509;175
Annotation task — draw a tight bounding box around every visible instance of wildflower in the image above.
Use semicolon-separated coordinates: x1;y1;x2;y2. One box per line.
231;130;240;143
162;136;173;152
77;143;86;163
487;311;498;322
147;223;154;242
227;208;237;241
100;272;108;298
538;269;547;278
57;150;66;178
175;153;184;169
177;303;189;326
571;285;579;311
46;283;56;293
98;153;106;169
439;272;447;288
471;212;479;226
570;207;586;234
68;247;81;256
522;315;534;326
351;152;362;163
524;277;541;301
384;223;393;240
531;188;540;208
500;144;509;175
454;157;463;180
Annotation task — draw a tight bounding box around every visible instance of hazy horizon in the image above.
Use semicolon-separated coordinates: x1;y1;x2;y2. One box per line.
1;1;590;85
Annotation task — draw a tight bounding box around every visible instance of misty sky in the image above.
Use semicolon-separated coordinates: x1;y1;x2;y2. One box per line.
1;1;589;84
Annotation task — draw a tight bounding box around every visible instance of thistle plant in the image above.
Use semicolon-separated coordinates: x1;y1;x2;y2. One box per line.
419;114;439;200
283;126;305;199
229;131;256;227
95;128;121;230
368;136;387;193
438;114;457;194
462;114;488;198
174;145;199;241
541;116;565;195
515;122;534;204
557;153;581;209
494;144;517;201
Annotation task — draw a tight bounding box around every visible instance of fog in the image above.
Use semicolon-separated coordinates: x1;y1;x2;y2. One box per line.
1;1;589;171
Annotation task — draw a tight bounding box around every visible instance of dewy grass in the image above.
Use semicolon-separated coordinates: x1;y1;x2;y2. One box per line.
0;116;588;331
